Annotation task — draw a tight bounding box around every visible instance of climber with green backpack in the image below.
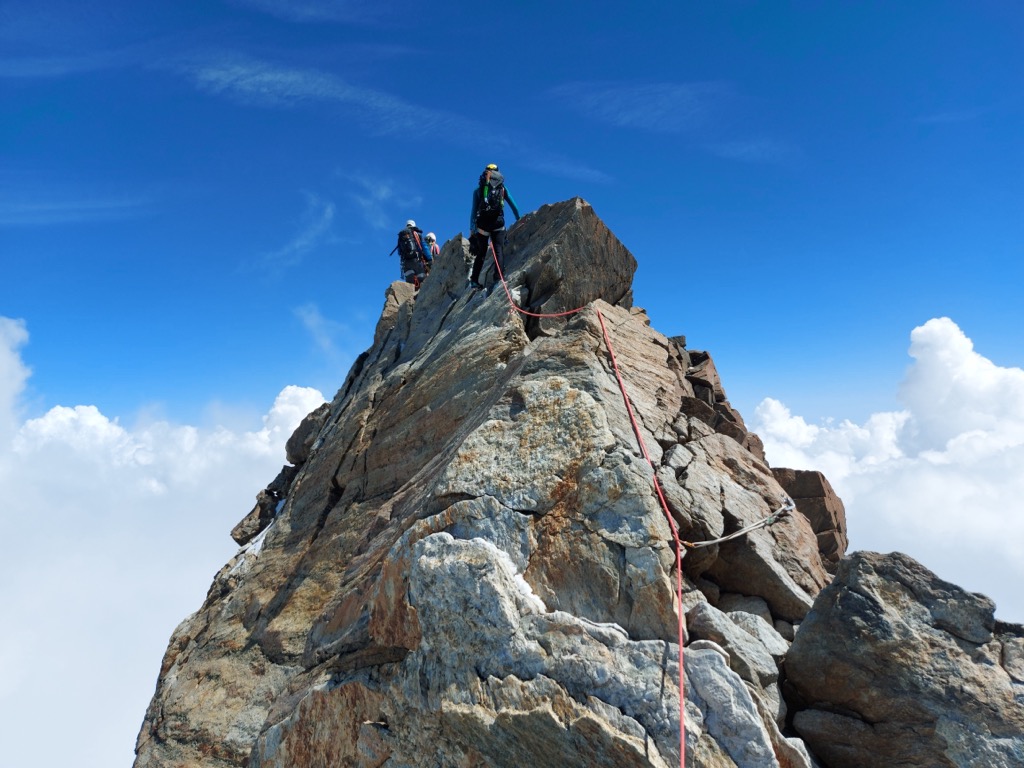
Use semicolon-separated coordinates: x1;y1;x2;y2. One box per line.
467;164;520;291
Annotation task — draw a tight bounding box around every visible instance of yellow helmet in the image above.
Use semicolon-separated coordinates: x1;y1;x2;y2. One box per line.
485;163;498;170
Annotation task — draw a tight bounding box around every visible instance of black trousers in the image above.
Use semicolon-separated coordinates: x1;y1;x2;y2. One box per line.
469;227;507;284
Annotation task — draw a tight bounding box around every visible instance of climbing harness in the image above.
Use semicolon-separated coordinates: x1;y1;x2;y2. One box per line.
488;242;795;768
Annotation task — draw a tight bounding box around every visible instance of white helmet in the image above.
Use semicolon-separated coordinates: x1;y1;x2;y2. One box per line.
426;232;436;242
406;219;416;228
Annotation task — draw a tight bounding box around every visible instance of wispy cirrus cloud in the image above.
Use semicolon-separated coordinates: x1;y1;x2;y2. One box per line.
522;153;613;184
707;137;802;165
340;172;419;231
226;0;381;23
550;80;732;134
178;54;501;145
0;194;150;226
551;80;801;166
0;51;121;79
261;192;336;269
0;171;153;226
293;303;352;361
916;111;976;125
914;106;990;125
183;56;345;107
177;54;604;183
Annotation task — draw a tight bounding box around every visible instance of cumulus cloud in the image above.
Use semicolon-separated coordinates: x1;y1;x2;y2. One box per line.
754;317;1024;622
0;317;30;442
0;319;325;767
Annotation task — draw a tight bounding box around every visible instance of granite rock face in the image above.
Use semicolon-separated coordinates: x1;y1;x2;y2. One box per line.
770;469;847;573
785;551;1024;768
135;198;1014;768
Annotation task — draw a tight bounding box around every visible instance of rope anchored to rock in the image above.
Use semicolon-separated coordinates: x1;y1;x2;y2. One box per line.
682;499;795;549
489;242;795;768
488;240;589;318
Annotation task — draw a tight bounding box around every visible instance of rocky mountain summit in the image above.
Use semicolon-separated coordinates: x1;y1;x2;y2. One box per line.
135;199;1024;768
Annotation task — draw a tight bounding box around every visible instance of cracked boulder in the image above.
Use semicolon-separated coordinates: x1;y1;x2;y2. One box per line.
785;551;1024;768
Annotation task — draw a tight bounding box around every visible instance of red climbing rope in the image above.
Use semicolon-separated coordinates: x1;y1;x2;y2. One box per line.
596;309;687;768
488;241;589;318
490;242;688;768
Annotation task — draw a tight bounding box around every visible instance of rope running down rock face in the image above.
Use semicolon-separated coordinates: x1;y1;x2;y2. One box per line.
487;240;794;767
488;241;687;767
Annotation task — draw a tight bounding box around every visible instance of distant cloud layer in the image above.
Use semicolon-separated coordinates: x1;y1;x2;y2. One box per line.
0;317;325;766
3;314;1020;765
754;317;1024;622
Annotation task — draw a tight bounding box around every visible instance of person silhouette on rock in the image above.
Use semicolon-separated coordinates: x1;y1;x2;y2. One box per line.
467;164;520;290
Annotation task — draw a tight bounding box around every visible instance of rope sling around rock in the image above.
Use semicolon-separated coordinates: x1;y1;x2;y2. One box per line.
488;240;793;766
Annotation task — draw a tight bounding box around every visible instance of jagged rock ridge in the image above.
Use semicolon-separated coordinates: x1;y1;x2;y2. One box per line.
135;198;1023;768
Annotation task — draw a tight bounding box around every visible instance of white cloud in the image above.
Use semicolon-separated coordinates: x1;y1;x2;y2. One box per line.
0;318;325;767
0;317;30;442
754;317;1024;623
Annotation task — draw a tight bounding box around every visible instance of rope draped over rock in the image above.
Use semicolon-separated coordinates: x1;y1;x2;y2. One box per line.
489;240;798;768
489;241;697;763
683;499;795;550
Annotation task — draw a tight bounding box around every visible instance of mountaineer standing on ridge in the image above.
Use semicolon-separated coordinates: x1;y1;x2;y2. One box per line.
468;164;520;291
424;232;439;269
390;219;430;288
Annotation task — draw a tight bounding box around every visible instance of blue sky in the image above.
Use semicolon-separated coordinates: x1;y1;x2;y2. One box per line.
2;2;1023;766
